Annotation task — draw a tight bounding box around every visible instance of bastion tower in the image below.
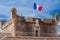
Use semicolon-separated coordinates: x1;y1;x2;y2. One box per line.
11;8;26;36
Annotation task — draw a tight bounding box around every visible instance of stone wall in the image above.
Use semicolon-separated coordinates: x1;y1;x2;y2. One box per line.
40;22;57;37
1;36;60;40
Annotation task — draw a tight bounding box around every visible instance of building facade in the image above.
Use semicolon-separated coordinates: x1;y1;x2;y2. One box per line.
0;8;59;37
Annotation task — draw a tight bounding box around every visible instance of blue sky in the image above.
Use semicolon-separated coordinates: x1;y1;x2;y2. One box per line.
0;0;60;34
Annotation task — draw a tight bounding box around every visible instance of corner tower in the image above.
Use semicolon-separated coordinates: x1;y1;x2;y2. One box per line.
11;8;26;36
11;8;17;18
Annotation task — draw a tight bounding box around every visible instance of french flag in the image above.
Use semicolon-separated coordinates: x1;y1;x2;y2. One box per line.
34;3;43;11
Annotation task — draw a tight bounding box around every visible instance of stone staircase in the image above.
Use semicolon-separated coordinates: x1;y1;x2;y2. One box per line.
0;33;11;40
0;35;7;40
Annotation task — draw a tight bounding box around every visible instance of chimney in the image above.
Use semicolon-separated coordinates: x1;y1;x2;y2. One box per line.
11;8;17;18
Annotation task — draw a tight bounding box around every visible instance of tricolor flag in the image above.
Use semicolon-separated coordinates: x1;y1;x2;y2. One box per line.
34;3;43;11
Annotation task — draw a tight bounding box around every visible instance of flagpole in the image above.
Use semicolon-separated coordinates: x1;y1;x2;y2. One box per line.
33;2;43;18
34;10;36;18
34;2;36;17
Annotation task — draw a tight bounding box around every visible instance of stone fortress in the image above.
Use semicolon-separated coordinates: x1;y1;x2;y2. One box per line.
0;8;60;40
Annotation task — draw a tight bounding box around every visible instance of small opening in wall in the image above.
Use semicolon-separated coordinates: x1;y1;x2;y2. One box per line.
36;30;38;37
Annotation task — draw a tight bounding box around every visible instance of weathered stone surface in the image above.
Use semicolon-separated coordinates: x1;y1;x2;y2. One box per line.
1;8;59;40
0;36;60;40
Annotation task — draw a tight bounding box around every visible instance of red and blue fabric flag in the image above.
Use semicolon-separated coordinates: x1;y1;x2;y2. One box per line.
34;3;43;11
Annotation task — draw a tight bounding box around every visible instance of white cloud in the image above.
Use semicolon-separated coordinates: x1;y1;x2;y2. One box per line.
43;0;60;12
0;4;13;17
6;1;16;4
23;13;35;17
36;11;53;18
58;22;60;25
57;32;60;35
0;0;60;20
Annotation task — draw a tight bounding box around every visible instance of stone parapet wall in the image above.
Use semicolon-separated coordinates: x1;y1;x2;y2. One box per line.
0;36;60;40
